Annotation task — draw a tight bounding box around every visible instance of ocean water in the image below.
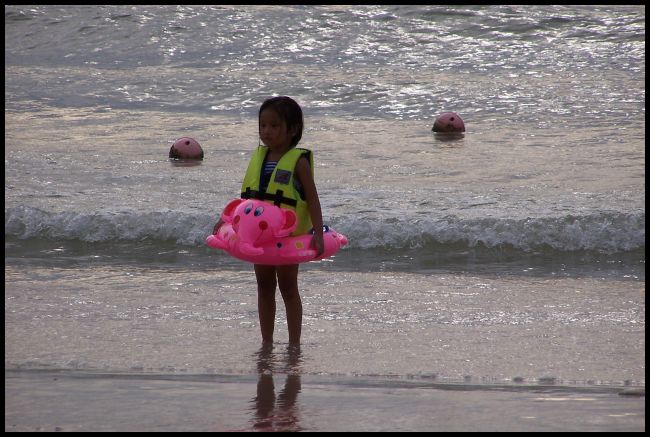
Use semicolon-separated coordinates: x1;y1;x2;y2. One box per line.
4;5;645;431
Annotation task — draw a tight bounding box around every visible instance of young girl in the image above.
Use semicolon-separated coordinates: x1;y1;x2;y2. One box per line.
214;96;324;346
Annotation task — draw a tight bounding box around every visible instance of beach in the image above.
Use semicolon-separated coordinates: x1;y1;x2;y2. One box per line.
5;260;645;431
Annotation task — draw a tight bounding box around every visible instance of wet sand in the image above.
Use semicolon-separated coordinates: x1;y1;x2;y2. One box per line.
5;262;645;432
5;369;644;432
5;265;645;384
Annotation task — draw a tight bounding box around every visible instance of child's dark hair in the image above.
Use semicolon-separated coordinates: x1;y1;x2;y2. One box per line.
259;96;304;148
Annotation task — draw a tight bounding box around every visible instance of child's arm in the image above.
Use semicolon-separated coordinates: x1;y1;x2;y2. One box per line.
295;156;325;257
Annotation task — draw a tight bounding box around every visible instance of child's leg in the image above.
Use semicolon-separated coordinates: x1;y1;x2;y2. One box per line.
276;264;302;345
254;264;277;344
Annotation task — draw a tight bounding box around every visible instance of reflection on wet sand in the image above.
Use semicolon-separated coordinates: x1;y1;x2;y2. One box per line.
250;344;303;432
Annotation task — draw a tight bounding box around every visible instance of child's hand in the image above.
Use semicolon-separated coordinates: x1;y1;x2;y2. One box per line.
310;232;325;258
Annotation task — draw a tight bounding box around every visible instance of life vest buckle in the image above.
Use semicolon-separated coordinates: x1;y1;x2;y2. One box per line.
241;188;297;208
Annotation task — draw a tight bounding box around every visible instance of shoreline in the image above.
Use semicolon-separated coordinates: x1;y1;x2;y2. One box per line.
5;368;645;432
5;366;646;391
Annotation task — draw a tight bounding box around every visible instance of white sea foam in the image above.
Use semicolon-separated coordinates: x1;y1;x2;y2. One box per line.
6;205;644;254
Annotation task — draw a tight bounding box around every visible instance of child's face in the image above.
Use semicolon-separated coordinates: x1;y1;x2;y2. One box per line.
259;108;294;151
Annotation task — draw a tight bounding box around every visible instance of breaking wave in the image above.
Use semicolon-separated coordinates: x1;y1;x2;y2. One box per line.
5;205;644;254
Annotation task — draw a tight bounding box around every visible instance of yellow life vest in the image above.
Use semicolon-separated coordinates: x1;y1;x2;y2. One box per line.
241;146;313;236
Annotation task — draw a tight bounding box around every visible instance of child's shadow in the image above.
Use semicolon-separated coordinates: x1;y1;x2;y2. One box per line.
249;344;303;432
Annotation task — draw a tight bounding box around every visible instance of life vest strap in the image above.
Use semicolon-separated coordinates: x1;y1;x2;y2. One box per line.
241;187;298;208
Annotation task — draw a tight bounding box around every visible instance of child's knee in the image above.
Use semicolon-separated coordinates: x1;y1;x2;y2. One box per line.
279;286;300;302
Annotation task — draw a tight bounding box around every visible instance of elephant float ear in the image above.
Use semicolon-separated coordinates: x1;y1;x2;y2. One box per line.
221;198;245;223
273;208;297;238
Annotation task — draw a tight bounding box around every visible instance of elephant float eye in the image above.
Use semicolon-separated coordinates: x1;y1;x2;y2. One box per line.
254;206;264;217
244;204;253;214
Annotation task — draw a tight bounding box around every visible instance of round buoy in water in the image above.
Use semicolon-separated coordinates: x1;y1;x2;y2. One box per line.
432;112;465;132
169;137;204;160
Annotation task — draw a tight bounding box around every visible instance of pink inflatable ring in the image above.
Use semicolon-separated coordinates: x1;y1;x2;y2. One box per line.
169;137;204;160
206;198;348;265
